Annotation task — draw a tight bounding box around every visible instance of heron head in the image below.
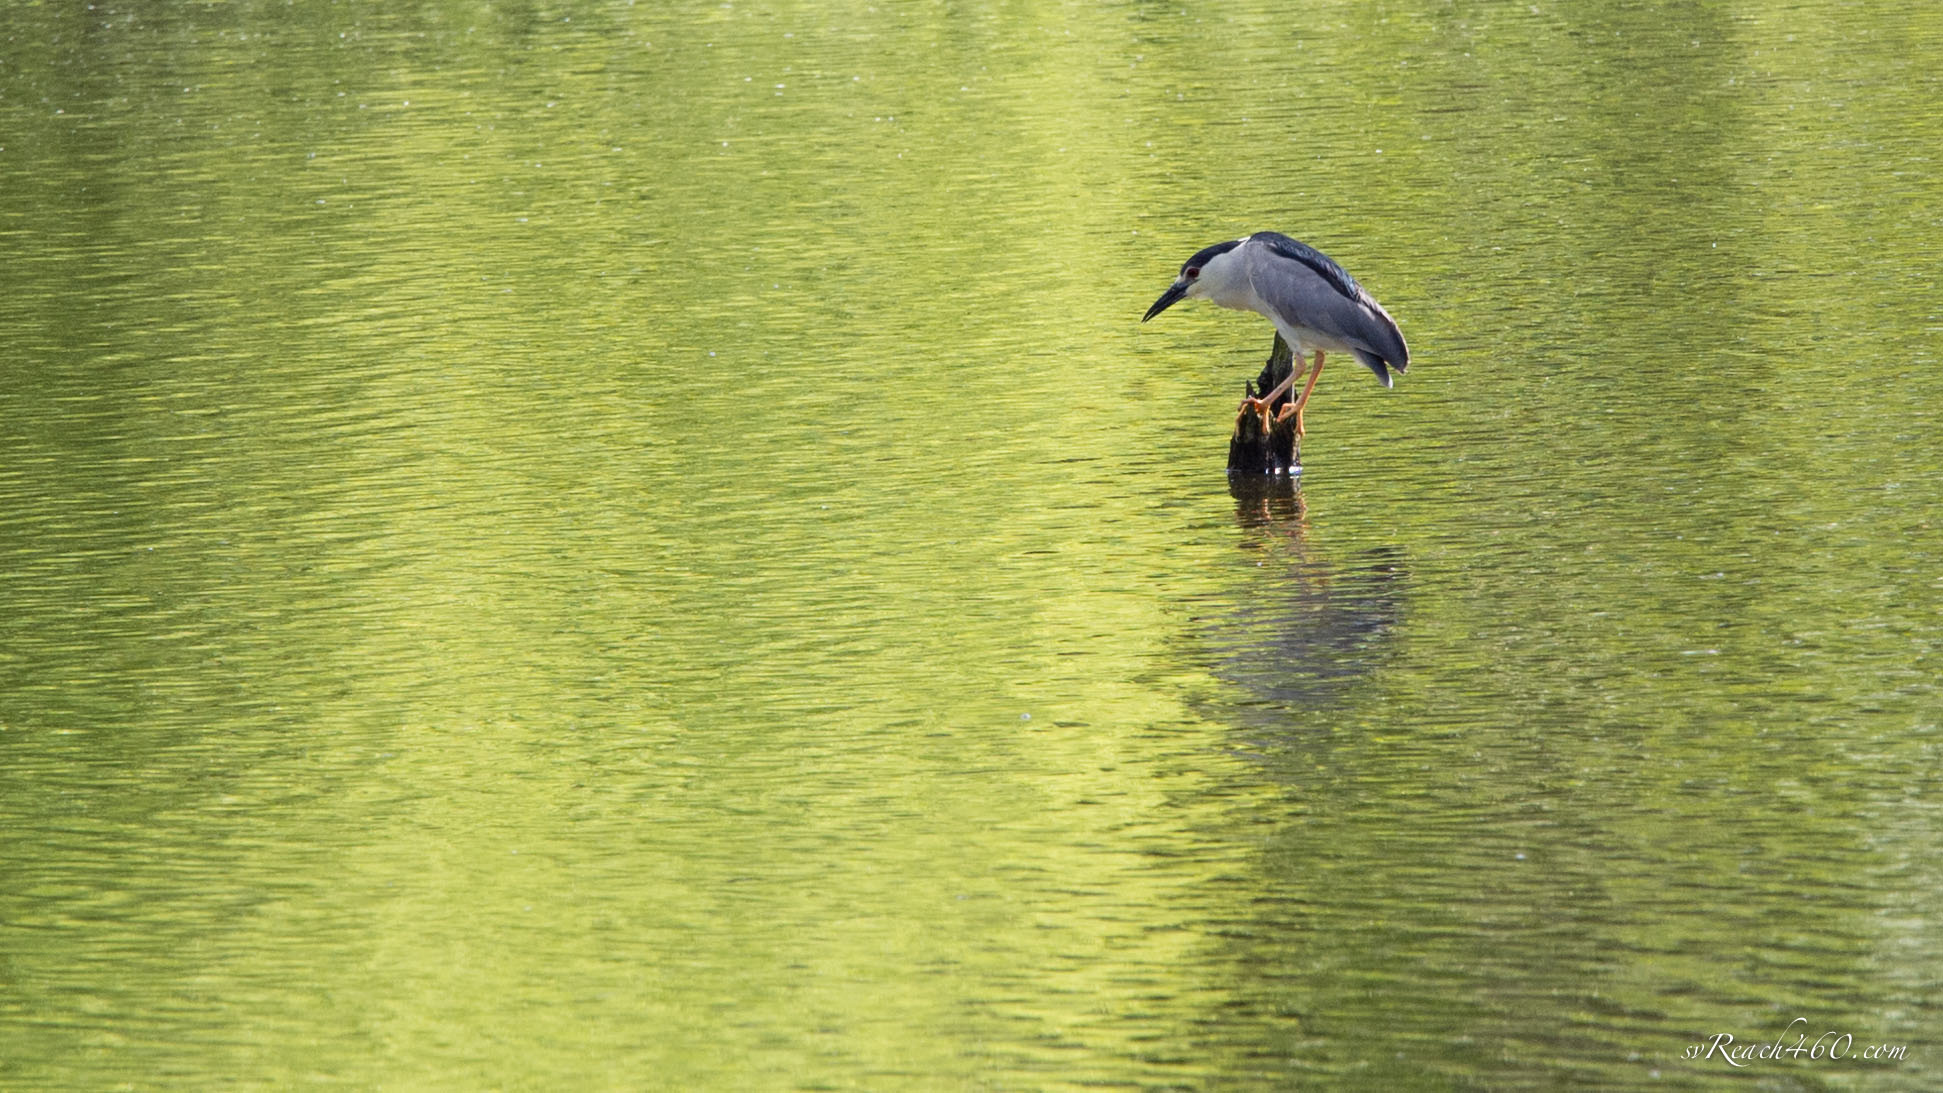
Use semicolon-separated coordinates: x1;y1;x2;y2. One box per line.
1143;238;1244;321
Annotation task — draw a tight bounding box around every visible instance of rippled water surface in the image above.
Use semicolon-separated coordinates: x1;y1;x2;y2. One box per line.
4;1;1941;1088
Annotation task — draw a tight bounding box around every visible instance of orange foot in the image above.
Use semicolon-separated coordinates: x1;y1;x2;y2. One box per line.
1281;403;1306;439
1238;396;1272;431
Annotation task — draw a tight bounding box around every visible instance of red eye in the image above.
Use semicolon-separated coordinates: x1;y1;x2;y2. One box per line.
1186;267;1200;278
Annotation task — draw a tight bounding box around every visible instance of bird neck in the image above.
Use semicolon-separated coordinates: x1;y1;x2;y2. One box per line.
1195;243;1254;309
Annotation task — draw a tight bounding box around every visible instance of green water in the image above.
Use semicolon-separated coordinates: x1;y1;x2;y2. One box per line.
3;1;1940;1088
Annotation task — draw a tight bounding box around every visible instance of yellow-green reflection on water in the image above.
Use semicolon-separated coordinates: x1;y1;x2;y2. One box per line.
2;0;1940;1088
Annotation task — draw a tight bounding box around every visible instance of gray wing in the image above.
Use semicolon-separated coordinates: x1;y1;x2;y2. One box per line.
1246;233;1409;386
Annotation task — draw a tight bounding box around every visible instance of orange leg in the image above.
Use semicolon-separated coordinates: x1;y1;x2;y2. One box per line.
1289;350;1325;438
1258;351;1310;408
1240;351;1306;431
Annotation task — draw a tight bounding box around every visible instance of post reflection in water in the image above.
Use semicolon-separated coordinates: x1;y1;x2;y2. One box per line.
1207;476;1408;724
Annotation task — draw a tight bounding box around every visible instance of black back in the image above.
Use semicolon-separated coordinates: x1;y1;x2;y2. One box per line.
1251;232;1372;308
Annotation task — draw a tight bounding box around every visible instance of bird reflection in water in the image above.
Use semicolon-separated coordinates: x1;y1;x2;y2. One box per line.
1209;476;1408;715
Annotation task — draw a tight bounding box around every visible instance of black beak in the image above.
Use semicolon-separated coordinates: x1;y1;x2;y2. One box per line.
1143;280;1188;322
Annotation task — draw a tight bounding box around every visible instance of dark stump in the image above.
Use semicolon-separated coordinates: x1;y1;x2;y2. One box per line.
1227;333;1300;476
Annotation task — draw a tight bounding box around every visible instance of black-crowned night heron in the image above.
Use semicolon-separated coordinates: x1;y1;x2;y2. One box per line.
1142;231;1408;437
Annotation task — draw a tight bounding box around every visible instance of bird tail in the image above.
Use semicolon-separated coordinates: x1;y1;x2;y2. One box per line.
1353;349;1396;388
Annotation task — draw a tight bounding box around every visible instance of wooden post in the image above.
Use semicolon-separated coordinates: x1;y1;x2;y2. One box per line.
1227;334;1301;475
